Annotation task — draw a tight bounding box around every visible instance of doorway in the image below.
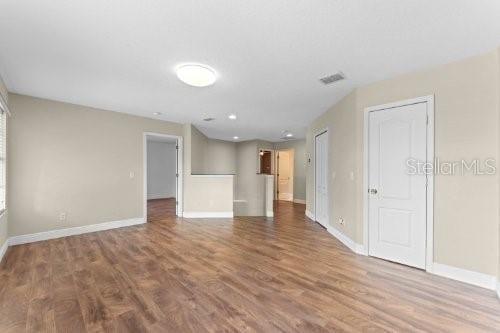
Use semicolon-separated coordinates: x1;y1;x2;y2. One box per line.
276;149;294;201
314;130;328;227
259;150;272;174
143;132;183;221
364;96;434;270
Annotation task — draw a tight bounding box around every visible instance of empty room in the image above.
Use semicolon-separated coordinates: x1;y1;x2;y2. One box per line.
0;1;500;332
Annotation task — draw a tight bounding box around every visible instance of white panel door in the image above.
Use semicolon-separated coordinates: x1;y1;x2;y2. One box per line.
315;131;328;227
368;103;427;269
278;151;292;201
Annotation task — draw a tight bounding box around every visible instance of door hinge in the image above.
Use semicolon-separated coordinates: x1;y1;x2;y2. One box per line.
426;114;429;125
176;173;179;177
176;201;179;205
176;145;179;150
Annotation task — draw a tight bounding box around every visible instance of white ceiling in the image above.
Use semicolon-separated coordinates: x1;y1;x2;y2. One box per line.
0;1;499;142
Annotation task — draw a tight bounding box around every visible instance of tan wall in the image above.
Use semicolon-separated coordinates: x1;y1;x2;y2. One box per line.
275;139;307;201
190;126;207;174
0;75;8;247
8;94;184;236
307;92;359;240
205;139;236;174
183;124;234;213
307;49;500;276
190;126;236;175
235;140;266;216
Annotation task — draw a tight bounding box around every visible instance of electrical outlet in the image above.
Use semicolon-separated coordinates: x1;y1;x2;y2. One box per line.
338;217;345;226
59;212;67;221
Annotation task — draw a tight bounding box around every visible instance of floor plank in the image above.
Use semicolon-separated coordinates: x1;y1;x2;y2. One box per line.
0;198;499;332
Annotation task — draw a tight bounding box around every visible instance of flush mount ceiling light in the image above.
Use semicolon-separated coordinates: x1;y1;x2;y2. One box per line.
233;136;239;140
176;64;216;87
286;133;294;137
228;114;237;120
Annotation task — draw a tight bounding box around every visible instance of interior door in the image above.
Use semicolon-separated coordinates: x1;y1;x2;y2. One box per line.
315;131;328;227
368;102;427;269
278;151;292;201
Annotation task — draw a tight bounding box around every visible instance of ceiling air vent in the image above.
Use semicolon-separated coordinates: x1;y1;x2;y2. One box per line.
319;72;345;85
203;117;215;122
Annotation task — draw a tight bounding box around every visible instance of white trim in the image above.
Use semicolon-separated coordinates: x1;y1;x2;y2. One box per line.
293;198;306;204
363;95;434;272
143;132;183;219
327;226;367;255
8;218;145;246
325;222;498;291
305;210;315;221
313;127;329;225
266;211;274;217
183;211;234;218
429;263;497;290
0;238;8;263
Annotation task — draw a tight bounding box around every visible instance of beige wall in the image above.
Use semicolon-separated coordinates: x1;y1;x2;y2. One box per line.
0;75;8;247
205;139;236;174
183;124;234;213
190;126;236;175
275;139;307;201
307;48;500;276
8;94;184;236
235;140;267;216
190;125;208;174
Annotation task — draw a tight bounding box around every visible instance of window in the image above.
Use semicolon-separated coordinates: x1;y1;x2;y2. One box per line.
0;101;6;212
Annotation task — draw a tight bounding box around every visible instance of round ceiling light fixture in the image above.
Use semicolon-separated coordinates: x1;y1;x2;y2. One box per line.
233;136;239;140
228;114;237;120
286;133;294;137
176;64;217;87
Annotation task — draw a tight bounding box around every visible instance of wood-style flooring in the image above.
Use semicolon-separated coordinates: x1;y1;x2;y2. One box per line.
1;199;499;332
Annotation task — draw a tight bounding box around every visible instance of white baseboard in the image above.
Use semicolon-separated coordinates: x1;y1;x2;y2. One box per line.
9;217;145;246
182;212;234;218
305;210;315;221
327;226;367;255
266;211;274;217
429;262;497;290
0;238;8;263
293;198;306;204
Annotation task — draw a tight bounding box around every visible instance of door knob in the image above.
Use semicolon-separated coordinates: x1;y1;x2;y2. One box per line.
369;188;378;195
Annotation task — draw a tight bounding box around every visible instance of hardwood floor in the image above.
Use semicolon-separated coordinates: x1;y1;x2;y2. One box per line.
1;200;499;332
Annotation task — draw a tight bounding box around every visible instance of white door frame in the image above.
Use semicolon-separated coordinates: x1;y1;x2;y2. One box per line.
363;95;434;271
314;127;329;225
275;149;294;201
143;132;184;220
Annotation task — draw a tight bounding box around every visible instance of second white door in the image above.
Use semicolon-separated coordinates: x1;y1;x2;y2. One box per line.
368;102;428;269
315;131;328;227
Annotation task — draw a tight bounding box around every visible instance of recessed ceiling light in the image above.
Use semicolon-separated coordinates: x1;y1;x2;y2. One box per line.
228;114;237;120
233;136;239;140
176;64;216;87
286;133;293;137
153;112;162;116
